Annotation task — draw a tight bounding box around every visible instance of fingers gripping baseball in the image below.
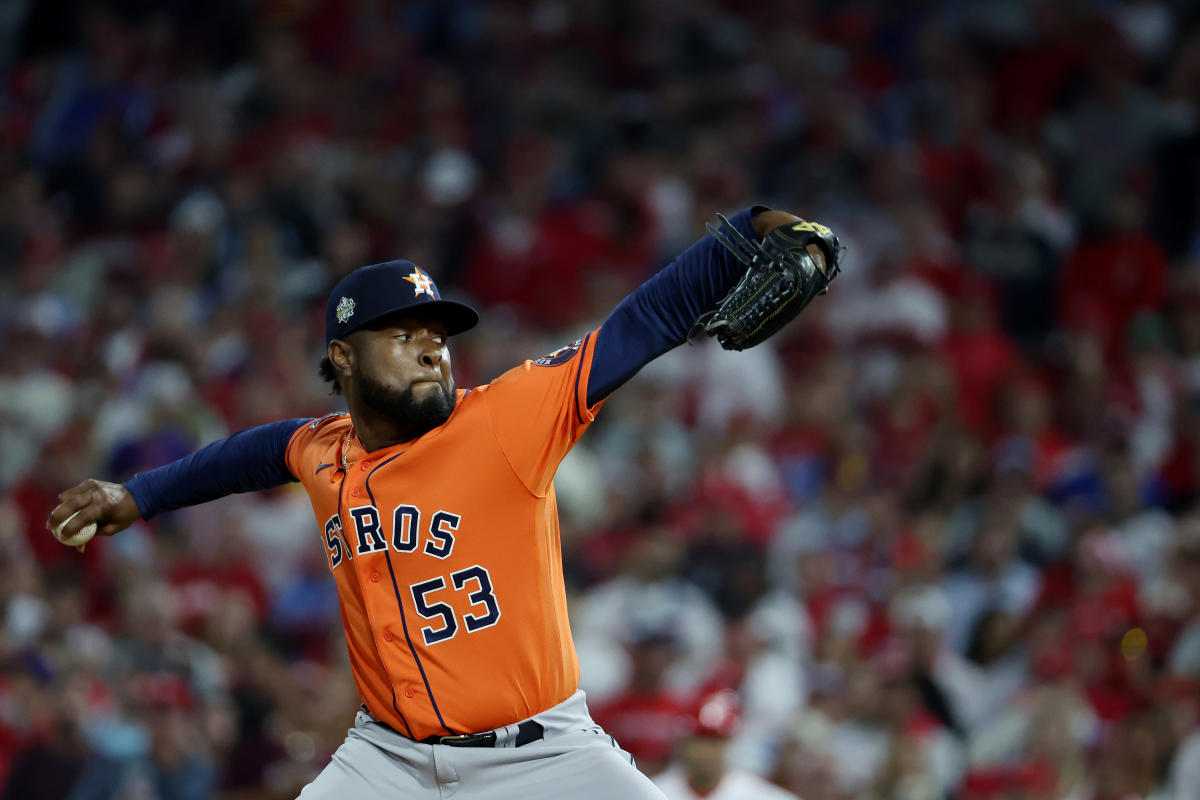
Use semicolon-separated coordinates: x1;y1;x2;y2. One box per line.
45;479;142;550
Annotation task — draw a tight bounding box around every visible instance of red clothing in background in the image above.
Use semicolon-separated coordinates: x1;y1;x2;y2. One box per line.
941;326;1019;437
1059;231;1167;360
465;200;657;330
591;690;691;772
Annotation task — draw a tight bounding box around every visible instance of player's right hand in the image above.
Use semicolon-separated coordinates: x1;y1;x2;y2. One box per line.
45;479;143;541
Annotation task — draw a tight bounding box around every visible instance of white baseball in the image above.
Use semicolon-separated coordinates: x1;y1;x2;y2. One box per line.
54;510;98;547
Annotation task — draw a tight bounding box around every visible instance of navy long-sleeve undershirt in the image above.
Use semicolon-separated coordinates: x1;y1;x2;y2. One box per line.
586;205;764;404
124;206;766;519
124;418;313;520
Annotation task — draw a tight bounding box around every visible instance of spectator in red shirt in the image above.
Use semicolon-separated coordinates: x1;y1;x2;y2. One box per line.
1059;187;1168;364
591;629;692;777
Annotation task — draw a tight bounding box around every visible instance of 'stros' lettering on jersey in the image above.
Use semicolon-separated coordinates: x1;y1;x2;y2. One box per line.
321;506;502;645
327;504;460;563
324;514;350;569
350;505;388;555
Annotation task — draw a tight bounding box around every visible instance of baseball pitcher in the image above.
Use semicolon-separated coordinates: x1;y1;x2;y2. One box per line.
47;206;840;799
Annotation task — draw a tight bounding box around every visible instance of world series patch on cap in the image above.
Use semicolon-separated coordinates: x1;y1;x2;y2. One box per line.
325;260;479;344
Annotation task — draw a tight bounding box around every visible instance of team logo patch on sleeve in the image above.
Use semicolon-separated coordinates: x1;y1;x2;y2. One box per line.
532;338;583;367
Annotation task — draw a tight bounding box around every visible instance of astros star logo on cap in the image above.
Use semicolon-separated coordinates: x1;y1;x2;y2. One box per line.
404;269;435;297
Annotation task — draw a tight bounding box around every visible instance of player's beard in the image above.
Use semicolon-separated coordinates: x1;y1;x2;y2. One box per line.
356;373;456;437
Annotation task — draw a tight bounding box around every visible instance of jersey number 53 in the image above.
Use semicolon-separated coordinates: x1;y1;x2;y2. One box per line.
323;507;502;645
410;565;501;645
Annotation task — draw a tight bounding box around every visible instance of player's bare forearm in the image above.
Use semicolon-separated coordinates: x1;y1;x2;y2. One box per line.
752;209;800;237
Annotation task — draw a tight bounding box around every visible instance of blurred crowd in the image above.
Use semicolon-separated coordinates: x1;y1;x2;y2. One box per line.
2;0;1200;798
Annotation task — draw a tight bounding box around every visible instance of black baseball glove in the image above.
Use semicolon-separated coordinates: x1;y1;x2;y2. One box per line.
694;213;843;351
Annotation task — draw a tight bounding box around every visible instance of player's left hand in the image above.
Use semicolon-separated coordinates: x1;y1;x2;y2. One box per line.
752;210;829;275
45;479;142;550
696;210;843;350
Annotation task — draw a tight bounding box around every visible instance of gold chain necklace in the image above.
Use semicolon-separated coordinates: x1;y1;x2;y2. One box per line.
341;428;355;470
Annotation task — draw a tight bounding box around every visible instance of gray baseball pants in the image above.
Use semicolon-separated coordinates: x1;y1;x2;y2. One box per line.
297;690;667;799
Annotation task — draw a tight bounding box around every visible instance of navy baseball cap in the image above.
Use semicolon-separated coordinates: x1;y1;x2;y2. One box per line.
325;260;479;344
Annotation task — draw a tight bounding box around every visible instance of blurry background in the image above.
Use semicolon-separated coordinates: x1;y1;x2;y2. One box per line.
1;0;1199;798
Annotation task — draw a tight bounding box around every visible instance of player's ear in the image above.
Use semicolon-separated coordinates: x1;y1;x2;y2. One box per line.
328;339;353;381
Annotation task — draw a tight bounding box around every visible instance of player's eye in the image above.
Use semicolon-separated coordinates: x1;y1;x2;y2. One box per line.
433;336;446;345
394;333;411;341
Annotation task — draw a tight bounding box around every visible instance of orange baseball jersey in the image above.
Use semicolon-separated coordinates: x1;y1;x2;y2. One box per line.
284;330;604;740
119;207;768;754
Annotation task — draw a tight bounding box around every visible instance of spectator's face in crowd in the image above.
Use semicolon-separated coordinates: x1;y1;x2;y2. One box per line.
624;531;684;583
843;664;883;723
678;734;729;790
773;739;840;800
970;520;1018;574
966;610;1019;666
1172;523;1200;598
627;636;679;690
